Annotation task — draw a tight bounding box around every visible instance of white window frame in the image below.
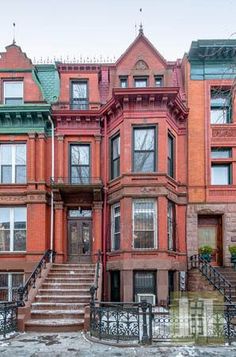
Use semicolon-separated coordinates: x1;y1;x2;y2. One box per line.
0;272;24;301
132;199;157;249
3;81;24;104
0;144;27;184
0;207;27;252
111;203;120;251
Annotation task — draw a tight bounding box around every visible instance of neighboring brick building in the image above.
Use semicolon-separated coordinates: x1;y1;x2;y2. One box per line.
186;40;236;267
6;31;236;306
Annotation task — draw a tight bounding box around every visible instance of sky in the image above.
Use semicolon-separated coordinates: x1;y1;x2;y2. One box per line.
0;0;236;63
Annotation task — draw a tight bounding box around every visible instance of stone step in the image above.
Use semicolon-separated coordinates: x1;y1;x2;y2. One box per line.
52;264;95;268
31;302;85;310
35;295;90;303
47;272;94;278
25;318;84;332
42;283;92;289
31;310;84;320
38;288;90;296
45;277;93;282
51;268;95;273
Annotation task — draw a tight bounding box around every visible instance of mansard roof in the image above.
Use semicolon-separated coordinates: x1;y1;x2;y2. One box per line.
188;39;236;62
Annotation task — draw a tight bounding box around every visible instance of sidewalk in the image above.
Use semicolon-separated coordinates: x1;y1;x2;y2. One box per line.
0;332;236;356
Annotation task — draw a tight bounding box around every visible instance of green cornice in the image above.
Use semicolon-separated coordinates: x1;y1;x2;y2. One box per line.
0;105;51;134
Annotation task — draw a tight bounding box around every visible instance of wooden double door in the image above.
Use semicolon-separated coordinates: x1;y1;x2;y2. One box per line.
198;215;223;266
68;219;92;263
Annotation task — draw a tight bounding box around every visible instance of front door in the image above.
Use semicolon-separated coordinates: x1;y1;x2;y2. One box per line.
198;215;223;266
68;219;92;263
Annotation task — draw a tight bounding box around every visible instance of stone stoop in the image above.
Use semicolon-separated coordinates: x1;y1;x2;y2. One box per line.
25;263;95;332
188;269;216;292
215;267;236;303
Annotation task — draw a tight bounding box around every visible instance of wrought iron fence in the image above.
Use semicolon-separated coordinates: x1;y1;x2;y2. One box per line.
90;301;152;344
0;302;18;337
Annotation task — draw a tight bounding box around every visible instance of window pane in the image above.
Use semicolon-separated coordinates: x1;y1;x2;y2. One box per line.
13;230;26;251
134;152;154;172
0;208;10;228
5;98;23;105
72;82;87;99
16;166;26;183
1;166;12;183
134;79;147;87
4;82;23;97
211;148;231;158
111;204;120;251
0;274;9;301
112;136;120;160
155;77;163;87
14;207;26;226
71;146;89;165
134;271;155;295
133;200;155;249
134;129;155;150
1;145;12;164
134;231;154;248
211;165;230;185
71;166;89;183
15;145;26;165
211;108;228;124
12;274;23;288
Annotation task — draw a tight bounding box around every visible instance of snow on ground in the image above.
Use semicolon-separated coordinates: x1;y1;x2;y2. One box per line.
0;332;235;357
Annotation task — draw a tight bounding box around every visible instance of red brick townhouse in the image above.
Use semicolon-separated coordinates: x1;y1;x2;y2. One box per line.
0;28;188;305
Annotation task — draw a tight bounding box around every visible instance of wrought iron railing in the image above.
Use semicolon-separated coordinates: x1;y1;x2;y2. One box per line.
0;302;18;337
90;301;152;344
17;249;56;306
190;254;233;302
50;177;102;186
90;250;102;303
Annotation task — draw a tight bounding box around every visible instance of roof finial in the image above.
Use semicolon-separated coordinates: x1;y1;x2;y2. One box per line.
139;8;144;35
12;22;16;45
139;23;144;35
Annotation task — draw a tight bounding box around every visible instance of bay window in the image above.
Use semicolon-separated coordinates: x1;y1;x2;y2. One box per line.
133;199;156;249
111;134;120;179
111;203;120;251
167;201;176;251
133;127;156;172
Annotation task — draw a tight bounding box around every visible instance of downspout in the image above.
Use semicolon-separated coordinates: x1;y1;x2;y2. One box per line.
48;114;55;261
102;116;108;299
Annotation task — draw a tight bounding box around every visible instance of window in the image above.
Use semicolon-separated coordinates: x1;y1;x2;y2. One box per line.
133;127;156;172
0;273;24;301
0;144;26;184
111;134;120;179
71;81;88;110
111;203;120;251
210;88;231;124
211;164;231;185
119;77;128;88
155;76;163;87
133;199;156;249
133;271;156;302
167;201;176;251
70;144;90;184
134;77;147;88
3;81;23;105
211;148;232;159
168;134;174;178
0;207;26;252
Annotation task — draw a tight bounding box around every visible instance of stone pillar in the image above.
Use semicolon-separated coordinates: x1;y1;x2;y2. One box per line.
94;135;101;180
122;270;133;302
38;133;46;183
54;201;64;263
157;270;169;305
92;201;103;262
28;133;36;188
57;135;64;181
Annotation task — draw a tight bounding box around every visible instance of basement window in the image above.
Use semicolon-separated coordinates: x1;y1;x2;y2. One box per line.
0;273;24;301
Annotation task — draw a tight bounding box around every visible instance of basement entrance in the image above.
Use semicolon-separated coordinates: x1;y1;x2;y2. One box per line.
67;209;92;263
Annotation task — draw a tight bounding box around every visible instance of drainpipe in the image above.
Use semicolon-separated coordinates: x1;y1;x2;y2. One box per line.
102;116;108;299
48;114;55;262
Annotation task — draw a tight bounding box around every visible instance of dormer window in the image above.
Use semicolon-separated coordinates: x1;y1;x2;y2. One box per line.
3;81;23;105
71;80;88;110
119;77;128;88
155;76;163;87
134;77;148;88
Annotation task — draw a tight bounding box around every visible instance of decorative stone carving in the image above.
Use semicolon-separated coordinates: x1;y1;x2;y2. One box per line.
134;60;149;70
212;128;236;138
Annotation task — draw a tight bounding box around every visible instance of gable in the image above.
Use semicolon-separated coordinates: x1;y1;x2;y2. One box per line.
0;44;33;70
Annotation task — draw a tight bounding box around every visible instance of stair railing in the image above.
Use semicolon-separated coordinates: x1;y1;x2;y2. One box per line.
190;254;232;303
17;249;56;307
90;250;102;303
